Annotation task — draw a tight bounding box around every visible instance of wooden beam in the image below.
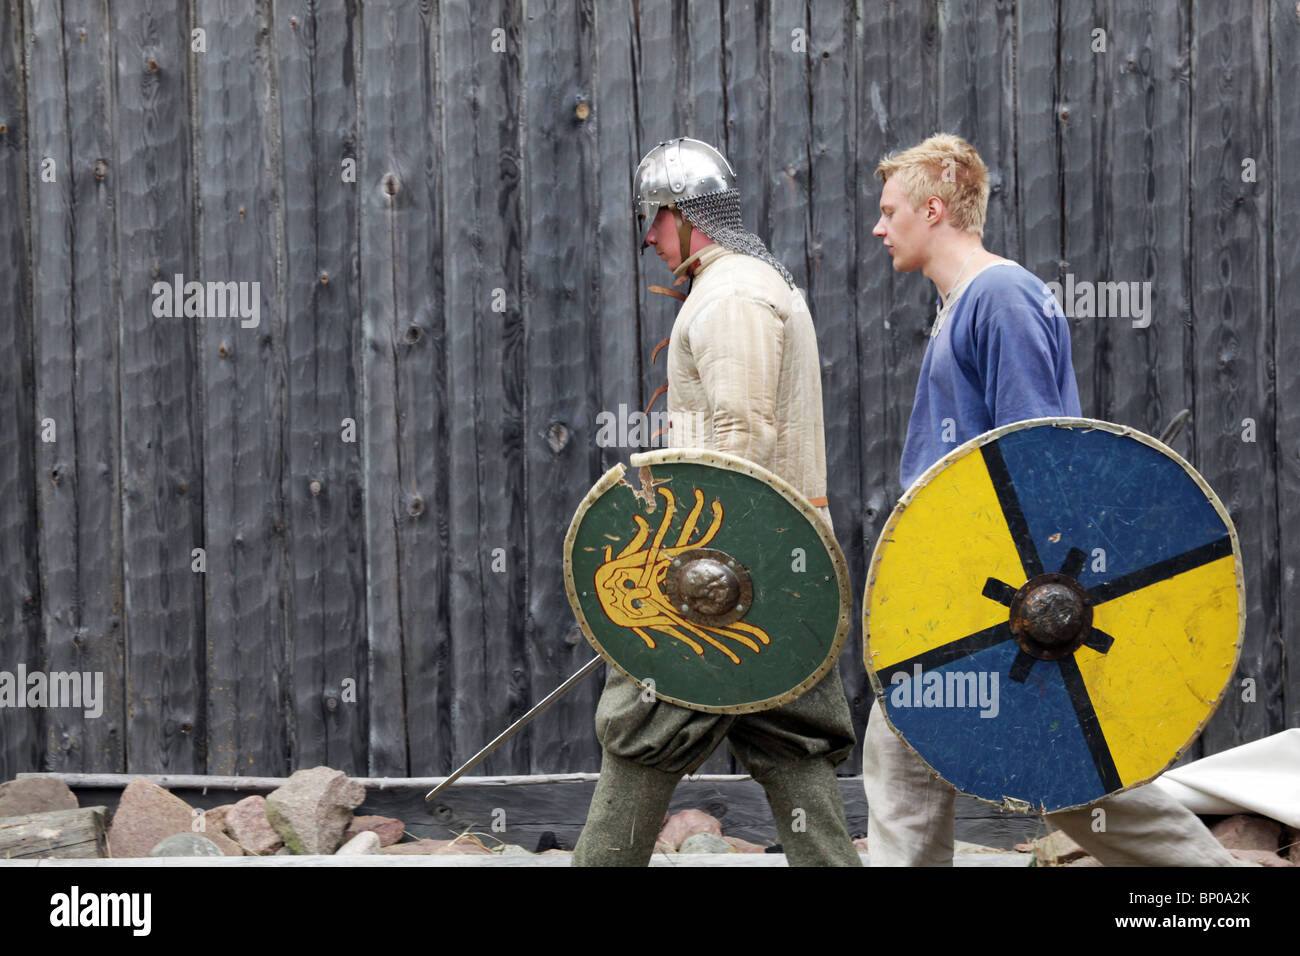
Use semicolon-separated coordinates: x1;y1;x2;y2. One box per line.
0;806;108;859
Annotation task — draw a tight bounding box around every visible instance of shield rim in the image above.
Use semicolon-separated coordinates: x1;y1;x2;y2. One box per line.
564;447;852;714
862;416;1246;814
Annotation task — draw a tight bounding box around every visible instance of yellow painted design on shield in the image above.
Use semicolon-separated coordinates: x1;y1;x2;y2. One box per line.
1079;554;1239;786
868;451;1025;671
592;486;772;665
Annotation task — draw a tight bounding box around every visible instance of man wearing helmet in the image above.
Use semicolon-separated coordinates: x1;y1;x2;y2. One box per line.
571;138;862;867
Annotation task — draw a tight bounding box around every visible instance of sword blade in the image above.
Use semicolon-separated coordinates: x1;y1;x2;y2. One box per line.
423;656;604;802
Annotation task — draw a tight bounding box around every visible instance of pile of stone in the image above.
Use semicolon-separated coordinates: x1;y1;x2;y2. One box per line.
1014;814;1298;867
0;768;526;859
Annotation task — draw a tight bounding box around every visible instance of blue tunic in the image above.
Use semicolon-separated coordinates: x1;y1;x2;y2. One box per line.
898;262;1081;489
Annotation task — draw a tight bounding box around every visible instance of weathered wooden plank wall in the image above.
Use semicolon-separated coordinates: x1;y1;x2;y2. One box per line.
0;0;1295;782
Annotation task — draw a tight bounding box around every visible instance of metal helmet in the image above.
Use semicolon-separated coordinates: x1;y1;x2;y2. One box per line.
633;137;794;287
634;138;737;245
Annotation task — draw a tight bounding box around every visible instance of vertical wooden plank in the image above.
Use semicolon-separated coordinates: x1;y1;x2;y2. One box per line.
439;0;531;775
193;0;288;776
359;1;450;777
1103;2;1192;439
808;0;865;771
765;2;809;290
112;0;205;774
275;2;370;773
1057;0;1108;419
854;0;940;764
936;0;1018;262
1016;0;1061;285
632;0;681;420
721;0;770;242
61;1;126;774
867;0;940;505
1274;0;1300;732
0;0;43;781
1190;0;1280;752
24;0;125;774
521;0;600;773
25;0;79;772
687;0;725;145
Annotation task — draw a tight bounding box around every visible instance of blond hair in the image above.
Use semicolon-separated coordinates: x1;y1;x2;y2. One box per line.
875;133;990;236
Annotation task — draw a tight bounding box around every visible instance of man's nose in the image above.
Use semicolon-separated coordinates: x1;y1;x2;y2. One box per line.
872;218;886;237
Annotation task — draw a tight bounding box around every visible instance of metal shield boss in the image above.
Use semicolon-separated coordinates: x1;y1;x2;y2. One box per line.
864;418;1244;813
565;449;851;713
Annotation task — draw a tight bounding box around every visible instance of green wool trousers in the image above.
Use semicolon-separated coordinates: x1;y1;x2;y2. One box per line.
572;668;862;867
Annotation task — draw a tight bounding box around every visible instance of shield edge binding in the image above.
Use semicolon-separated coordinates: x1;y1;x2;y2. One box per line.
564;447;852;715
861;416;1246;814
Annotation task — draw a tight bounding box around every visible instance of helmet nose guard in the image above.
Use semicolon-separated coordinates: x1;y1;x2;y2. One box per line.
634;137;737;249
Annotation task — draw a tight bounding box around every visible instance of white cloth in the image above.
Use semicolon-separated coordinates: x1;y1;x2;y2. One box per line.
1152;729;1300;828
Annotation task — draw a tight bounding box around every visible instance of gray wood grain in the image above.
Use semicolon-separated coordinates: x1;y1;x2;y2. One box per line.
852;0;897;758
358;2;433;778
439;0;531;776
1191;0;1281;751
25;0;80;774
0;805;107;859
1;0;1295;784
111;0;205;774
1015;0;1062;283
1057;0;1107;419
0;0;42;783
194;0;288;777
521;0;602;773
1273;0;1300;734
1103;1;1192;441
276;1;370;775
56;0;126;774
806;0;866;770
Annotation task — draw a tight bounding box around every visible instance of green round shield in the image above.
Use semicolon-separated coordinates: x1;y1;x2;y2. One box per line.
564;448;850;714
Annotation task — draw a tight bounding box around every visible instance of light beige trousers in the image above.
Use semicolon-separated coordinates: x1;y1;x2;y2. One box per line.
862;700;1238;866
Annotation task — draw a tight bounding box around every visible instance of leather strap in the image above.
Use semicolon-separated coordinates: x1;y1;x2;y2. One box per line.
644;382;668;415
807;495;828;508
651;336;671;364
672;206;693;266
648;285;686;302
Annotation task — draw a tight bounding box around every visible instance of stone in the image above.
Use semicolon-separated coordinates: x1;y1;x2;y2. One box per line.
493;844;532;856
343;814;405;847
224;795;283;855
148;833;224;858
1210;814;1282;853
1284;827;1300;865
107;778;243;858
679;832;734;854
380;835;492;855
1015;829;1087;866
264;766;365;855
954;840;1005;854
381;839;449;855
335;831;381;855
274;846;294;856
1228;849;1292;867
723;836;768;854
656;809;722;851
852;836;869;852
196;804;235;839
0;778;78;818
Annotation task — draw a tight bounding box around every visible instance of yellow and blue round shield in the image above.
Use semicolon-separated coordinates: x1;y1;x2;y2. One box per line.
864;418;1244;813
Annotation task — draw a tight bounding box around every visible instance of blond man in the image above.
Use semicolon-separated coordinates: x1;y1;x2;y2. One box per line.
864;133;1236;866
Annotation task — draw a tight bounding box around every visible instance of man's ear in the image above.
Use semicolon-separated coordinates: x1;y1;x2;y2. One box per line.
923;195;944;226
